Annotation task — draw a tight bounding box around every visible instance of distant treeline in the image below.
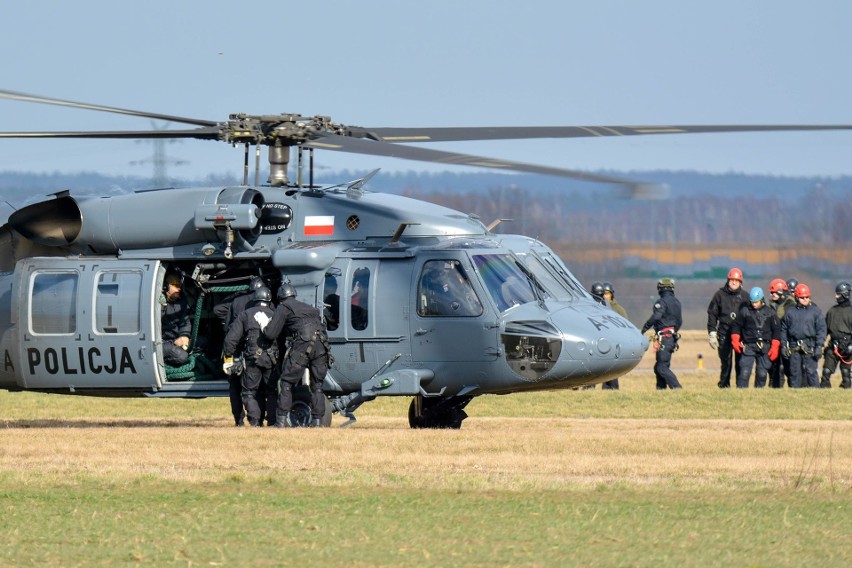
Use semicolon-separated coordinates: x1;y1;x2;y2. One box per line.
1;168;850;247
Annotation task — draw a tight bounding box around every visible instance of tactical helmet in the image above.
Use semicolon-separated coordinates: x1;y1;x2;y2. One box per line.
727;267;743;282
590;281;605;298
794;283;811;299
253;286;272;304
786;278;799;292
277;283;297;301
749;287;764;302
657;277;675;291
836;281;851;301
249;276;266;291
769;278;788;295
602;281;615;296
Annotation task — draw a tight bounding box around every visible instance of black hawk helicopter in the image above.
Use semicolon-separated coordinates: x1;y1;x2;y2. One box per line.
0;89;849;428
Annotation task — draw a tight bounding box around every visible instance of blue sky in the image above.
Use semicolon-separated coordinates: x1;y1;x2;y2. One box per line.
2;1;851;180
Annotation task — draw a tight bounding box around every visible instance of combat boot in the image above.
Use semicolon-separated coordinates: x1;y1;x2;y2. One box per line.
820;369;833;388
310;418;323;428
273;412;292;428
841;366;851;389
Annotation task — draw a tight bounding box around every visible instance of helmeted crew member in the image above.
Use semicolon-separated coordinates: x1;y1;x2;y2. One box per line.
589;281;606;306
820;281;852;389
767;278;796;388
161;273;192;366
730;287;780;388
222;287;279;427
601;281;627;390
641;277;682;390
780;283;826;388
214;276;268;426
263;284;331;428
707;268;749;388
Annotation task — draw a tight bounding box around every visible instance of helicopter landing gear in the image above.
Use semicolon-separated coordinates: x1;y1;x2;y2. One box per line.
408;394;474;429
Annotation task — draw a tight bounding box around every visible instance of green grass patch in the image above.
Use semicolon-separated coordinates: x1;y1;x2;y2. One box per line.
2;476;850;567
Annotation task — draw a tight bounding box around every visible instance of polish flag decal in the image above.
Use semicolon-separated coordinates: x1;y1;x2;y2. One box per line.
304;215;334;236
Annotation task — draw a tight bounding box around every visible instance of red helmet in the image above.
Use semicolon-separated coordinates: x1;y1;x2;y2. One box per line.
727;268;743;282
769;278;788;294
794;283;811;299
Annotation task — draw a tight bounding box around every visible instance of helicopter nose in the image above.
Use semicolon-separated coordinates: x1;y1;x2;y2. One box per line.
500;302;648;388
549;303;648;384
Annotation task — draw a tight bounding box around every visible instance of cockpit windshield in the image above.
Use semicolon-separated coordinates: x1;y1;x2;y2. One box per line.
515;252;588;301
472;254;537;312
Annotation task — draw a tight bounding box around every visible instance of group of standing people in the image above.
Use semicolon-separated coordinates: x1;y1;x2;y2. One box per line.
217;278;331;428
624;268;851;391
707;269;851;389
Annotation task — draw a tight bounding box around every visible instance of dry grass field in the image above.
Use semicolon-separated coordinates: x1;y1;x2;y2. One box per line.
1;331;850;566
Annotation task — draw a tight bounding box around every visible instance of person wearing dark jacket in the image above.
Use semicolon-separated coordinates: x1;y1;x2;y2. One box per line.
162;273;192;366
264;284;331;428
730;287;780;388
767;278;796;388
820;281;852;389
781;283;827;388
707;268;749;388
222;287;279;427
214;276;268;426
641;278;682;390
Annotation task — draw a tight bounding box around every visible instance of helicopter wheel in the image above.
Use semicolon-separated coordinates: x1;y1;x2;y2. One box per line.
290;386;333;427
408;395;471;429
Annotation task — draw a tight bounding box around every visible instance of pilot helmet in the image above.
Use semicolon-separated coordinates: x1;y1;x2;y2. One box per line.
590;281;605;298
835;281;851;301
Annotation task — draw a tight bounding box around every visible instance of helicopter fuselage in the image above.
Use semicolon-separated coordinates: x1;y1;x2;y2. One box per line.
0;182;647;425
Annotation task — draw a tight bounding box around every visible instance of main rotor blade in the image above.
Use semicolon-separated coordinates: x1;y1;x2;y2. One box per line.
349;124;852;143
305;133;642;186
0;128;222;140
0;89;217;127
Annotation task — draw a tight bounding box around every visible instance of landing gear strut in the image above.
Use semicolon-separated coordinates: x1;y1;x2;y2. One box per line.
408;394;474;429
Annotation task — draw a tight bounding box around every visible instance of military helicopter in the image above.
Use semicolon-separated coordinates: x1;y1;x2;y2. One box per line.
0;90;849;428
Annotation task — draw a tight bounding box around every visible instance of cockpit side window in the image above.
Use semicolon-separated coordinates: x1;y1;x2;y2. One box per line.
417;260;483;317
472;254;536;312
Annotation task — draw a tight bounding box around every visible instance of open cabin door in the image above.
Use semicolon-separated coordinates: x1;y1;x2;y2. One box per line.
15;258;160;391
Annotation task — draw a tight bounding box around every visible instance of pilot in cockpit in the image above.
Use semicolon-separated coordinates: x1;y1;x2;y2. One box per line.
419;262;483;317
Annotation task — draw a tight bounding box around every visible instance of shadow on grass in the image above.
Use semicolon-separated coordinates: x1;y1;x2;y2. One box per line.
0;418;225;428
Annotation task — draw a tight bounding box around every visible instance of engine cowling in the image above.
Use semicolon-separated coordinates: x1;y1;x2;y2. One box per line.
9;187;263;253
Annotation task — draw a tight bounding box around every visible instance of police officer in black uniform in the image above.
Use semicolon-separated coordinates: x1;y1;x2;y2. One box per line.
222;287;279;427
214;276;268;426
707;268;749;388
820;281;852;389
264;284;331;428
641;277;682;390
781;283;826;388
729;287;780;388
